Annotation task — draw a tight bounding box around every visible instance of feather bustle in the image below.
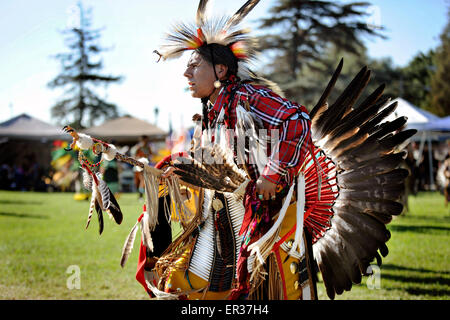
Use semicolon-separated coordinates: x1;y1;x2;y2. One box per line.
309;58;416;300
310;58;343;120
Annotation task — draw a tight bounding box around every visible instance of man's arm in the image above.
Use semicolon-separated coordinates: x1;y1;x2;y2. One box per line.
261;114;311;187
244;87;312;199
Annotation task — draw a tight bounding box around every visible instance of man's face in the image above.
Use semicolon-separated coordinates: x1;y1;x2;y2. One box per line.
183;52;216;99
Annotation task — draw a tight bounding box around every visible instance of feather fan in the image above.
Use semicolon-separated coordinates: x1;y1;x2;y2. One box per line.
172;144;247;193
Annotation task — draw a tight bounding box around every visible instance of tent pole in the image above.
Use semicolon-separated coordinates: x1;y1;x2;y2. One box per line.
416;131;426;167
427;131;435;191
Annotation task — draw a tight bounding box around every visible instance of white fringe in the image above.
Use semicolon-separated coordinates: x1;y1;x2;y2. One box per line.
102;144;117;161
145;280;180;300
76;133;93;150
165;176;196;225
140;164;161;252
135;157;149;172
288;173;305;257
235;103;268;176
143;164;160;230
232;179;250;202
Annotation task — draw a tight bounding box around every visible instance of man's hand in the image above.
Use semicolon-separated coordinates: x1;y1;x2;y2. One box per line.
160;166;177;183
256;176;277;201
160;159;183;181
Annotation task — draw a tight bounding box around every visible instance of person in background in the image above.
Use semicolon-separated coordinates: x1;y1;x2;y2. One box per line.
131;135;153;199
0;163;12;190
443;140;450;208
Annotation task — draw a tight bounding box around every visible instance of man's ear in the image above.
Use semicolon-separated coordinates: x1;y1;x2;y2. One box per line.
215;64;228;79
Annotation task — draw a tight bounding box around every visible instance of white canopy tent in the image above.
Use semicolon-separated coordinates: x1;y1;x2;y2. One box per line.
385;97;440;131
423;116;450;132
384;98;449;190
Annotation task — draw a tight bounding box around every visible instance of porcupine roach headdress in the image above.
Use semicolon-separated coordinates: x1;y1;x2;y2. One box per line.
154;0;260;80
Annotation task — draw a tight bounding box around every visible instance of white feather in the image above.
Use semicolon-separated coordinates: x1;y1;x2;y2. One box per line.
85;189;96;229
102;144;117;161
140;215;154;252
76;133;93;150
120;220;140;267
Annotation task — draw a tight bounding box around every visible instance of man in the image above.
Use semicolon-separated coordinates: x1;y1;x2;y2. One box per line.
141;0;317;300
62;1;412;301
124;0;414;301
163;48;311;202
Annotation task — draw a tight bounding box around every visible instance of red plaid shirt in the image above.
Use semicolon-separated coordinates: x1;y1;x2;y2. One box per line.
205;81;312;186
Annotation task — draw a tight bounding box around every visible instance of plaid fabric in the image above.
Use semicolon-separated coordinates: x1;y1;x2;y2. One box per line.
207;81;312;186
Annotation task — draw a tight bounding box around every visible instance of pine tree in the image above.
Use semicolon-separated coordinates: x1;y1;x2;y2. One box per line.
256;0;384;102
428;10;450;117
48;2;123;129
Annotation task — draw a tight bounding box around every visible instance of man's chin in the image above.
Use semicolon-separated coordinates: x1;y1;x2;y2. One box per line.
190;91;204;99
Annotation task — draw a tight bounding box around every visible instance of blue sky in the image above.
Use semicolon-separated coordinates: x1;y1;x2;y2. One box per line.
0;0;448;131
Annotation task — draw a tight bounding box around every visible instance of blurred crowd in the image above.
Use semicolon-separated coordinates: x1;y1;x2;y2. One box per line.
0;153;47;191
405;139;450;195
0;136;171;194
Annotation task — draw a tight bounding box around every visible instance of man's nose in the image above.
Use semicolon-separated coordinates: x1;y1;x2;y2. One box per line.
183;68;191;78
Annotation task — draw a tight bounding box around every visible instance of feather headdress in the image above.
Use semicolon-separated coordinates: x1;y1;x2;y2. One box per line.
155;0;260;78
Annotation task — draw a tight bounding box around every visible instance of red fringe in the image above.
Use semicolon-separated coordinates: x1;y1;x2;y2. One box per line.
303;145;338;243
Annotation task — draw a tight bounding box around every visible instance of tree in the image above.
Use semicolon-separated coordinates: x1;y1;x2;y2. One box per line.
257;0;384;77
48;2;123;129
400;50;435;110
256;0;385;102
278;44;403;109
428;10;450;117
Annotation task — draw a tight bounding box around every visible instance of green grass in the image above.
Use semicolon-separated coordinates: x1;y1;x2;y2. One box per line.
318;192;450;300
0;191;449;300
0;191;149;300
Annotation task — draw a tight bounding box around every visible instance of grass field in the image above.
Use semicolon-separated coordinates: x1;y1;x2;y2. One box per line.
0;190;449;300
